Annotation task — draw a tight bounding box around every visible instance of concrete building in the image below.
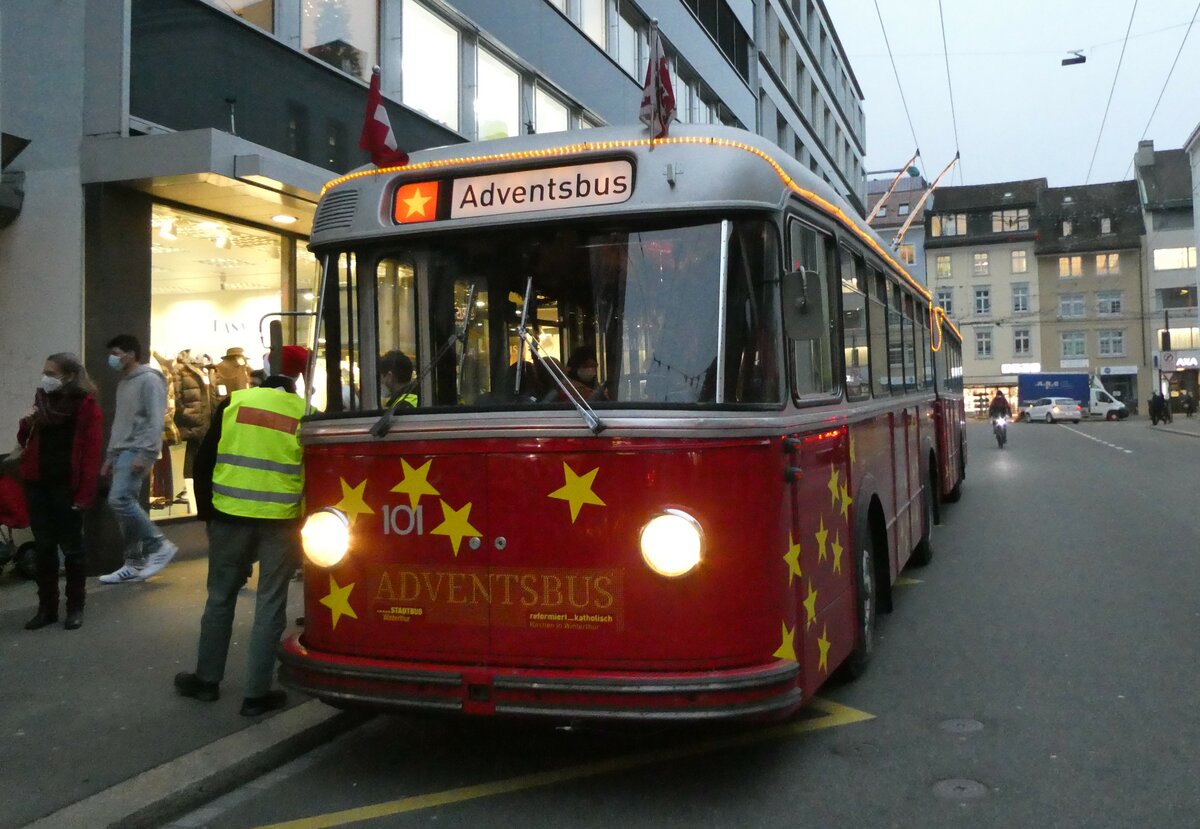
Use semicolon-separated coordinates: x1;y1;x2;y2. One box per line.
1033;181;1147;408
1134;139;1198;407
0;0;866;519
867;174;929;286
923;179;1045;411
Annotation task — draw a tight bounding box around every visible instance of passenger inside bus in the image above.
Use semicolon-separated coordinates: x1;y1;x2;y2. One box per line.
379;350;418;408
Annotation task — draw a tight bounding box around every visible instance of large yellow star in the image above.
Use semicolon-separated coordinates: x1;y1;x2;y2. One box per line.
803;579;818;629
783;532;802;585
827;467;840;508
430;499;480;556
319;575;358;630
547;463;606;523
839;483;853;521
818;624;831;673
831;531;844;575
815;515;829;562
773;622;797;661
401;186;433;218
390;459;440;509
334;478;374;525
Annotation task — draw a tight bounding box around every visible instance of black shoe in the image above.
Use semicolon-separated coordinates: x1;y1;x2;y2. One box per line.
174;671;220;702
240;690;287;717
63;610;83;630
24;610;58;630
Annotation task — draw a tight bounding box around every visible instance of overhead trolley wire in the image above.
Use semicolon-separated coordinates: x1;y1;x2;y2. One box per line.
1123;0;1200;180
1086;0;1140;184
871;0;921;155
936;0;963;184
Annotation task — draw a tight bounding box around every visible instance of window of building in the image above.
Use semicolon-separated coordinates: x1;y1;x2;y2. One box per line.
209;0;274;32
1061;331;1086;359
931;213;967;237
1058;256;1082;277
935;288;953;315
876;205;888;218
1059;293;1085;318
1098;329;1124;356
476;49;519;140
975;287;991;316
973;252;990;276
1062;220;1073;237
534;86;570;134
1095;253;1120;275
975;330;992;358
1100;217;1112;234
302;0;378;80
402;0;459;131
898;203;910;216
936;255;951;278
991;208;1030;232
580;0;606;46
899;244;915;265
1012;283;1029;313
1153;246;1198;270
1156;286;1199;310
1013;327;1030;356
615;2;646;78
1096;290;1123;315
1011;249;1028;273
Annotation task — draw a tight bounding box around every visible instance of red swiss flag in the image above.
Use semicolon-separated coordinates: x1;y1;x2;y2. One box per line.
359;66;410;168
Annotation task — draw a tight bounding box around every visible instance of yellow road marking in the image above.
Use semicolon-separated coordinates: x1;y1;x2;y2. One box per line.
895;577;922;586
253;698;874;829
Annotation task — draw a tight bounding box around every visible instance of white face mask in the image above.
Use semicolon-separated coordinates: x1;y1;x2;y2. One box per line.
40;375;64;394
108;353;123;370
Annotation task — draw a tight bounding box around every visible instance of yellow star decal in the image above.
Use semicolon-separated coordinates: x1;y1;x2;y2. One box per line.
849;435;856;465
334;478;374;525
319;575;358;630
783;532;802;585
390;459;440;509
839;483;853;521
401;186;433;219
815;515;829;562
547;463;606;523
818;624;831;673
827;467;840;508
773;622;797;661
803;579;818;629
831;531;844;575
430;499;481;556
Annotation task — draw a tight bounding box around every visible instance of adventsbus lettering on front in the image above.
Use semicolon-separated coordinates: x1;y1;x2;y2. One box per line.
450;160;633;219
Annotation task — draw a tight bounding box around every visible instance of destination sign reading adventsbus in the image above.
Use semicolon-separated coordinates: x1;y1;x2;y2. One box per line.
449;160;633;219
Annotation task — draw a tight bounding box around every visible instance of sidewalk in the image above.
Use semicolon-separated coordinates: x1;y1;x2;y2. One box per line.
1150;411;1200;438
0;522;361;829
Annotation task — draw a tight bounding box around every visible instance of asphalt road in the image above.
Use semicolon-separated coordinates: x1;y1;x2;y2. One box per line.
180;418;1200;829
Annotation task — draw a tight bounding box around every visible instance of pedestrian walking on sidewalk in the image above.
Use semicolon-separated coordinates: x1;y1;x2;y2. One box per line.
174;375;304;716
14;353;103;630
98;334;177;584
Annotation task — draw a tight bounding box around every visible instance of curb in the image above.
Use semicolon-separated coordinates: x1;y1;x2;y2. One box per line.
21;701;370;829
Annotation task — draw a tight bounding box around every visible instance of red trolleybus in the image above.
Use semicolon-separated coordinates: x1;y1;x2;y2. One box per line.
281;125;965;720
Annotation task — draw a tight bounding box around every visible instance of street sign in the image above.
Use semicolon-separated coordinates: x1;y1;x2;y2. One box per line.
1161;351;1176;371
1162;372;1176;382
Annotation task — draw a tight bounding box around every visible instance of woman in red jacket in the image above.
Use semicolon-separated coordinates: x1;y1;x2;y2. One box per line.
17;353;103;630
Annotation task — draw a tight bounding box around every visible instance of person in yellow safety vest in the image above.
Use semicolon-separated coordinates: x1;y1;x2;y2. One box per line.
380;349;418;408
173;375;305;717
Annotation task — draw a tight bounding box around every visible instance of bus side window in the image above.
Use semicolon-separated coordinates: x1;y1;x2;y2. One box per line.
841;248;869;401
784;220;837;399
903;292;918;392
868;271;890;396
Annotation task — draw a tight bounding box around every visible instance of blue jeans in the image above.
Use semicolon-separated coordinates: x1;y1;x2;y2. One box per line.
107;449;164;564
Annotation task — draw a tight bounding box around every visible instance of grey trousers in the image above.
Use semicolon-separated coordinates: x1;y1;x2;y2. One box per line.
195;517;299;698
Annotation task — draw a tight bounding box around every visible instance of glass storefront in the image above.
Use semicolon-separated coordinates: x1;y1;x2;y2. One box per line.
149;204;305;519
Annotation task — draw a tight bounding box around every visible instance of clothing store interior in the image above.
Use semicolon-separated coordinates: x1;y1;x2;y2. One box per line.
149;204;317;519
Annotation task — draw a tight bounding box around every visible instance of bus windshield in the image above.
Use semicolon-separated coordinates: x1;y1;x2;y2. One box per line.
326;217;783;412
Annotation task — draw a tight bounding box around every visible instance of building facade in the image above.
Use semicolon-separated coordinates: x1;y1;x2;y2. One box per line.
0;0;866;520
867;174;929;286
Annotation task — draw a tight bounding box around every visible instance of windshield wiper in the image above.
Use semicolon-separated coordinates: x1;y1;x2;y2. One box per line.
516;277;606;435
371;283;477;438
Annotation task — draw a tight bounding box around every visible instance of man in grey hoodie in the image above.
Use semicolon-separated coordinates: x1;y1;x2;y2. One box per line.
99;334;178;583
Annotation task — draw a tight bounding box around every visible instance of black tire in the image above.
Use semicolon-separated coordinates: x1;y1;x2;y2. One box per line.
1045;413;1055;424
1106;411;1117;421
15;542;37;579
841;519;879;680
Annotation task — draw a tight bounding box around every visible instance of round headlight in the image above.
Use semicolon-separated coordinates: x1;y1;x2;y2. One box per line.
301;508;350;568
639;509;703;577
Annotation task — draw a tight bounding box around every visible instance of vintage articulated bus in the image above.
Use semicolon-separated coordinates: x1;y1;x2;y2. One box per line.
280;125;965;721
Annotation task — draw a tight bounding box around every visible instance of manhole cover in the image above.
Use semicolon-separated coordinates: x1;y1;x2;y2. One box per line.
932;778;988;800
938;718;984;734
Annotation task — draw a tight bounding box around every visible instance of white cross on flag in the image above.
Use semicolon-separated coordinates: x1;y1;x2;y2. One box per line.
359;66;409;168
639;23;676;140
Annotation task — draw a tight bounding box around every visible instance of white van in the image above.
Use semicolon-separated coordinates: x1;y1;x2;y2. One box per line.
1088;387;1128;420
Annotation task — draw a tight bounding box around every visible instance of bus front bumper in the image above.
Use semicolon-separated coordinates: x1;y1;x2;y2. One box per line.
279;636;803;721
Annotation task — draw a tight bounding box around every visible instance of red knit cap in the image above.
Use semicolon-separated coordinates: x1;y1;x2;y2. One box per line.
280;345;310;379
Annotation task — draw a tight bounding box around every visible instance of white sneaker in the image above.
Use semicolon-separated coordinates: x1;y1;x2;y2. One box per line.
139;539;178;579
99;563;146;584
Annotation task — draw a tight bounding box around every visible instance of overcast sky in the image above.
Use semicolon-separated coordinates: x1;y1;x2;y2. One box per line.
822;0;1200;188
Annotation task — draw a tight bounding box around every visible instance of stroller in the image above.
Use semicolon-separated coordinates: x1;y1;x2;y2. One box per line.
0;469;35;579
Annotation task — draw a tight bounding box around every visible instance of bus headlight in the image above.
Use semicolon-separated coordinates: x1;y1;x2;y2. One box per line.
639;509;703;577
301;508;350;568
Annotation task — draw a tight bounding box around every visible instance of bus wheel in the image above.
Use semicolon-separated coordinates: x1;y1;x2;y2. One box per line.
841;522;878;680
910;478;934;567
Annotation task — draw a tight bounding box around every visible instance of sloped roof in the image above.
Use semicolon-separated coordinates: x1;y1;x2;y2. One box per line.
1137;148;1192;209
929;178;1047;211
1035;180;1143;253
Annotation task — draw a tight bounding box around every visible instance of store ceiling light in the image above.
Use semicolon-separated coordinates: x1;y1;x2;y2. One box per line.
272;214;298;224
214;231;231;249
159;218;177;241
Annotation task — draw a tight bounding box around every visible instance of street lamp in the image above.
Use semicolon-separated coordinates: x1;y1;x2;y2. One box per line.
867;165;921;178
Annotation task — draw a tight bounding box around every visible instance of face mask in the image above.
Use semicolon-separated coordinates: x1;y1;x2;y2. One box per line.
577;369;597;383
40;375;63;394
108;354;123;370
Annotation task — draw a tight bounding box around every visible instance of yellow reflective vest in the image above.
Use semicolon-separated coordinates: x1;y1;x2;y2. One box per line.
212;387;305;519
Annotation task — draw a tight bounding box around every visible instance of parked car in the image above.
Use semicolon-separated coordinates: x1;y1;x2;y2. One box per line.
1023;396;1082;424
